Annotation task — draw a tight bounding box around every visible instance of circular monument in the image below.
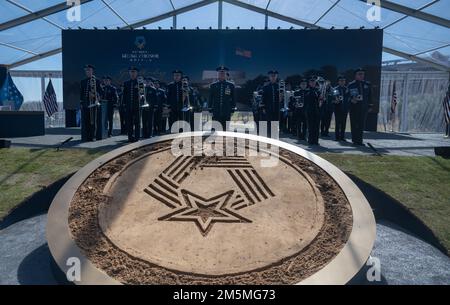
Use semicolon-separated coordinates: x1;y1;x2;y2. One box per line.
47;132;376;284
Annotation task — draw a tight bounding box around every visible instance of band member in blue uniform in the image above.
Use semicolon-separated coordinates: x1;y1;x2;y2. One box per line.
181;76;199;132
208;66;236;130
153;79;167;135
117;84;127;135
122;66;141;142
80;64;103;142
305;76;321;145
167;69;183;132
319;79;333;137
101;76;118;137
291;78;308;140
261;70;282;138
347;68;372;146
254;78;269;135
142;77;157;138
332;76;349;141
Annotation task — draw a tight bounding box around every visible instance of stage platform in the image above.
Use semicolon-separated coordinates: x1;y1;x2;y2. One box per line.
3;127;449;157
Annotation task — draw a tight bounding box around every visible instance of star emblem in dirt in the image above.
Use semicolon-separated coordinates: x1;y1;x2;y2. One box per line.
158;190;251;236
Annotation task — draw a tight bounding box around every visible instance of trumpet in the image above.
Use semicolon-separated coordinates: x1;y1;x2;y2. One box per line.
88;75;100;125
349;88;363;104
181;78;193;112
279;79;290;113
332;88;343;104
138;76;149;109
294;92;305;108
254;91;263;109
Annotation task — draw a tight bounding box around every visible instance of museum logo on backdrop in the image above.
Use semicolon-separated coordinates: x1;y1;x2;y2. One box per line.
121;35;160;64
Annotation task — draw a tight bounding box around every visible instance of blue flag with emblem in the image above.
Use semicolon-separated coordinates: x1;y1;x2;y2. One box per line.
0;72;24;110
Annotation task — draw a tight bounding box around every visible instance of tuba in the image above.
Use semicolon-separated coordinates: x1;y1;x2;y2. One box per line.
88;75;100;125
138;76;149;109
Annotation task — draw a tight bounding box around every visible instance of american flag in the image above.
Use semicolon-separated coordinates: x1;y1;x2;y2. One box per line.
235;47;252;59
43;79;58;117
444;86;450;125
390;81;397;114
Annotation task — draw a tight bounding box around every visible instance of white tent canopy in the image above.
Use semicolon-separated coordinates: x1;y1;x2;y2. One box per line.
0;0;449;71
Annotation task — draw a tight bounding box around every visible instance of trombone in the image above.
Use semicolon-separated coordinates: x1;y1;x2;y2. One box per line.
138;76;149;109
88;75;100;125
279;79;290;114
181;78;193;113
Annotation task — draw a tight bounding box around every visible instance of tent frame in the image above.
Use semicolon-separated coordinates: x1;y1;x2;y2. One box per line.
1;0;449;71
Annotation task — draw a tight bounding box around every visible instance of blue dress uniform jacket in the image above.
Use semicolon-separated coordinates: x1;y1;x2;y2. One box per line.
122;79;140;141
332;85;349;141
208;80;236;126
79;77;103;141
347;80;372;145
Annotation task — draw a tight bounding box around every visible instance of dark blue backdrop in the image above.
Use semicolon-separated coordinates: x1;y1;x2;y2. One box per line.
62;29;383;111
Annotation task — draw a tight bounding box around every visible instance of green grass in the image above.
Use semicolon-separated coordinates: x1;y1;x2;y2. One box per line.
0;148;105;219
0;148;449;254
319;153;450;254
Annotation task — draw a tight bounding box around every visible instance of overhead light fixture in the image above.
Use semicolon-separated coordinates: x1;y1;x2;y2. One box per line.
158;26;162;30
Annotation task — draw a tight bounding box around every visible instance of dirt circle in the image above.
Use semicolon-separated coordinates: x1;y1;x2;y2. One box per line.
68;138;353;284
